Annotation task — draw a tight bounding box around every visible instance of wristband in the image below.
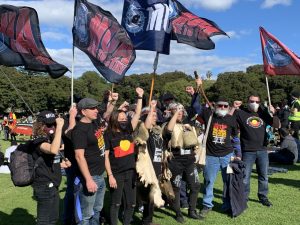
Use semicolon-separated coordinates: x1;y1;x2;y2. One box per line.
137;96;143;99
108;173;113;176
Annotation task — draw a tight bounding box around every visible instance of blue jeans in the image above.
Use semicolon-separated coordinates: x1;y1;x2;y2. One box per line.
79;174;106;225
203;152;233;208
242;150;269;200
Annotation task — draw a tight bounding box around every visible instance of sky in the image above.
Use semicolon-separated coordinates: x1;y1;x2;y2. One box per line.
1;0;300;79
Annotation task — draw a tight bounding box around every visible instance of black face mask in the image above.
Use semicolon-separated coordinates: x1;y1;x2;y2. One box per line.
119;121;128;131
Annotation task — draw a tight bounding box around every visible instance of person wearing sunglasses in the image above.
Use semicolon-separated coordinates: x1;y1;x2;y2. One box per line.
194;94;241;219
232;94;279;208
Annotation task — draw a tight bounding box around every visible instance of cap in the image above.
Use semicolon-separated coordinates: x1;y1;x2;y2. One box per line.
37;110;56;125
77;98;100;110
216;97;229;105
291;90;300;98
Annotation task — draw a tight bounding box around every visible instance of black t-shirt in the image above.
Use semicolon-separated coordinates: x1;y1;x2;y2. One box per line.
33;137;62;188
104;123;136;174
202;108;238;157
72;121;105;177
147;129;164;176
234;108;273;152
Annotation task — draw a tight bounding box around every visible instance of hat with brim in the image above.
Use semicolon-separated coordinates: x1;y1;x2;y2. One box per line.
77;98;100;110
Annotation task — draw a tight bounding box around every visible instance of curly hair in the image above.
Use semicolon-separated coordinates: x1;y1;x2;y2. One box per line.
32;121;47;138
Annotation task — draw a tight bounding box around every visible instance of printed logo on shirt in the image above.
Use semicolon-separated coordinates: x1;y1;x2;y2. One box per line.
113;140;134;158
153;147;162;162
246;116;263;128
95;127;105;156
212;123;227;144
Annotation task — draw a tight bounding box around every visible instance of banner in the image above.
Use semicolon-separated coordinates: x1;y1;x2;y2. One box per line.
169;0;227;50
260;27;300;75
122;0;171;54
0;5;68;78
73;0;136;83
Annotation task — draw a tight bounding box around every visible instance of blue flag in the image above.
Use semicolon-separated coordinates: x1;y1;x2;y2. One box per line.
122;0;171;55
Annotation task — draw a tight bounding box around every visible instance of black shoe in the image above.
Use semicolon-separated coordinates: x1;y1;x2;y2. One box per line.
188;210;201;219
175;213;185;223
259;198;273;207
199;206;212;219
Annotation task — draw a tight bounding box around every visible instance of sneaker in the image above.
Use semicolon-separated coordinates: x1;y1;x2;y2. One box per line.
188;209;201;219
199;206;212;219
175;212;185;223
259;198;273;207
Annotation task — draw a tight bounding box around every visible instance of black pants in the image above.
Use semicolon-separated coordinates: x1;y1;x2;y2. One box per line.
291;121;300;139
110;169;136;225
33;184;59;225
169;155;200;215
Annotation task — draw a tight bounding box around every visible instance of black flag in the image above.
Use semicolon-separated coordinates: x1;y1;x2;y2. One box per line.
0;5;68;78
73;0;136;83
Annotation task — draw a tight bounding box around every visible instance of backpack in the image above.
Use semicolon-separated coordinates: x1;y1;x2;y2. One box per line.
9;140;43;187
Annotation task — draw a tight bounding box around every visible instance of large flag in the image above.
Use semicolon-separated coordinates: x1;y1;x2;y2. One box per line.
73;0;136;83
260;26;300;75
169;0;227;50
0;5;68;78
122;0;171;54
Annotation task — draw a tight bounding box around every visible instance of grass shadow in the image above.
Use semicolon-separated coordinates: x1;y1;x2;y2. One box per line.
0;208;35;225
268;177;300;189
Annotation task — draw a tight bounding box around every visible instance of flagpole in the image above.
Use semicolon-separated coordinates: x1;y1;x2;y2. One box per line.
265;75;272;107
71;45;75;106
149;52;159;104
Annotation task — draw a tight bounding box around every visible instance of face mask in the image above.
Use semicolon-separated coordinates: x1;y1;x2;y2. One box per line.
119;121;128;131
248;102;259;112
215;108;228;117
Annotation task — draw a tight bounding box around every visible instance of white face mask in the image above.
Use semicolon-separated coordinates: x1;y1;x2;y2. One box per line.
215;108;228;117
248;102;259;112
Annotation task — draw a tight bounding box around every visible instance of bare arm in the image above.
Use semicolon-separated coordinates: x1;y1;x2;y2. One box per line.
145;100;157;129
131;87;144;130
105;150;117;188
103;92;118;121
65;105;77;134
167;110;180;132
40;118;64;155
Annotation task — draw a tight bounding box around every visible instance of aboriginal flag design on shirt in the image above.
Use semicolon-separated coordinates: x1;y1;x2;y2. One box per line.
113;140;134;158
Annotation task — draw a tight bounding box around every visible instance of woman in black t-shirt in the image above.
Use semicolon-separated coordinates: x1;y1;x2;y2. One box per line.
32;111;71;225
104;88;144;225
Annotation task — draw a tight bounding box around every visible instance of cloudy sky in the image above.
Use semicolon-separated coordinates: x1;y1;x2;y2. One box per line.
1;0;299;78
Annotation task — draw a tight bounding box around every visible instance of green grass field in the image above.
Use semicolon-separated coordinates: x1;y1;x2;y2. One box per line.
0;137;299;225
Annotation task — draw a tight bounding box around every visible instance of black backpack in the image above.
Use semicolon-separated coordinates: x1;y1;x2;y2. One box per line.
9;140;43;187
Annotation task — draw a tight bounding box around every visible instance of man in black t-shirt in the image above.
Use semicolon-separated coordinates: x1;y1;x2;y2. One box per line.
72;98;106;225
232;94;278;207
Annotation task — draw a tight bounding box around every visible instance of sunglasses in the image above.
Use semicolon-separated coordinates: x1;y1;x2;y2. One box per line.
249;100;260;104
217;104;229;108
46;123;56;128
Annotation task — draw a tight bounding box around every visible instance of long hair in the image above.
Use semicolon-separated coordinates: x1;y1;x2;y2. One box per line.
32;121;47;138
107;110;124;134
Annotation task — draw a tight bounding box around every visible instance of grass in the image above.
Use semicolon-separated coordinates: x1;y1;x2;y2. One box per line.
0;136;300;225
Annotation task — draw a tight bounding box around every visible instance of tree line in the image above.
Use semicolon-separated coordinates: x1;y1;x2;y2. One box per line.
0;65;299;115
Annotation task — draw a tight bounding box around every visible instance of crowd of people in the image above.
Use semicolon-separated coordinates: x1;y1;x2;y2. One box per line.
1;77;299;225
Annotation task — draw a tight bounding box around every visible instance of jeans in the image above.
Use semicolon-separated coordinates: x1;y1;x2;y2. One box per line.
79;174;106;225
33;183;60;225
110;169;136;225
203;152;233;208
169;156;200;214
63;166;76;225
242;150;269;200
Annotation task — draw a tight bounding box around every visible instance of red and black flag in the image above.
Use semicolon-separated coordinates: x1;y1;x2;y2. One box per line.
169;0;227;50
73;0;136;83
260;26;300;76
0;5;68;78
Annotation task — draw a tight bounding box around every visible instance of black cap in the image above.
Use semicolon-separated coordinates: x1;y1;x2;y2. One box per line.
37;110;56;125
77;98;100;110
216;97;229;104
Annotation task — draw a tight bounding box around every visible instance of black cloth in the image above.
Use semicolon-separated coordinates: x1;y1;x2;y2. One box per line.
201;108;238;157
224;160;247;217
147;129;164;176
33;137;62;188
104;124;136;174
277;107;290;128
234;107;276;152
72;121;106;176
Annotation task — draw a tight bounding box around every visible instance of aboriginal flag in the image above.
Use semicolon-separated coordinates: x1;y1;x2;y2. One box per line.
122;0;171;54
73;0;136;83
260;26;300;76
0;5;68;78
169;0;227;50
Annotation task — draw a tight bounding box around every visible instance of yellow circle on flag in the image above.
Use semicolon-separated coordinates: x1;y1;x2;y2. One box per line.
120;140;131;151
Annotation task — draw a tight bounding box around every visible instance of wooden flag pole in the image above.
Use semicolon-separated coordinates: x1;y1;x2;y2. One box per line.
265;75;272;107
149;52;160;105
